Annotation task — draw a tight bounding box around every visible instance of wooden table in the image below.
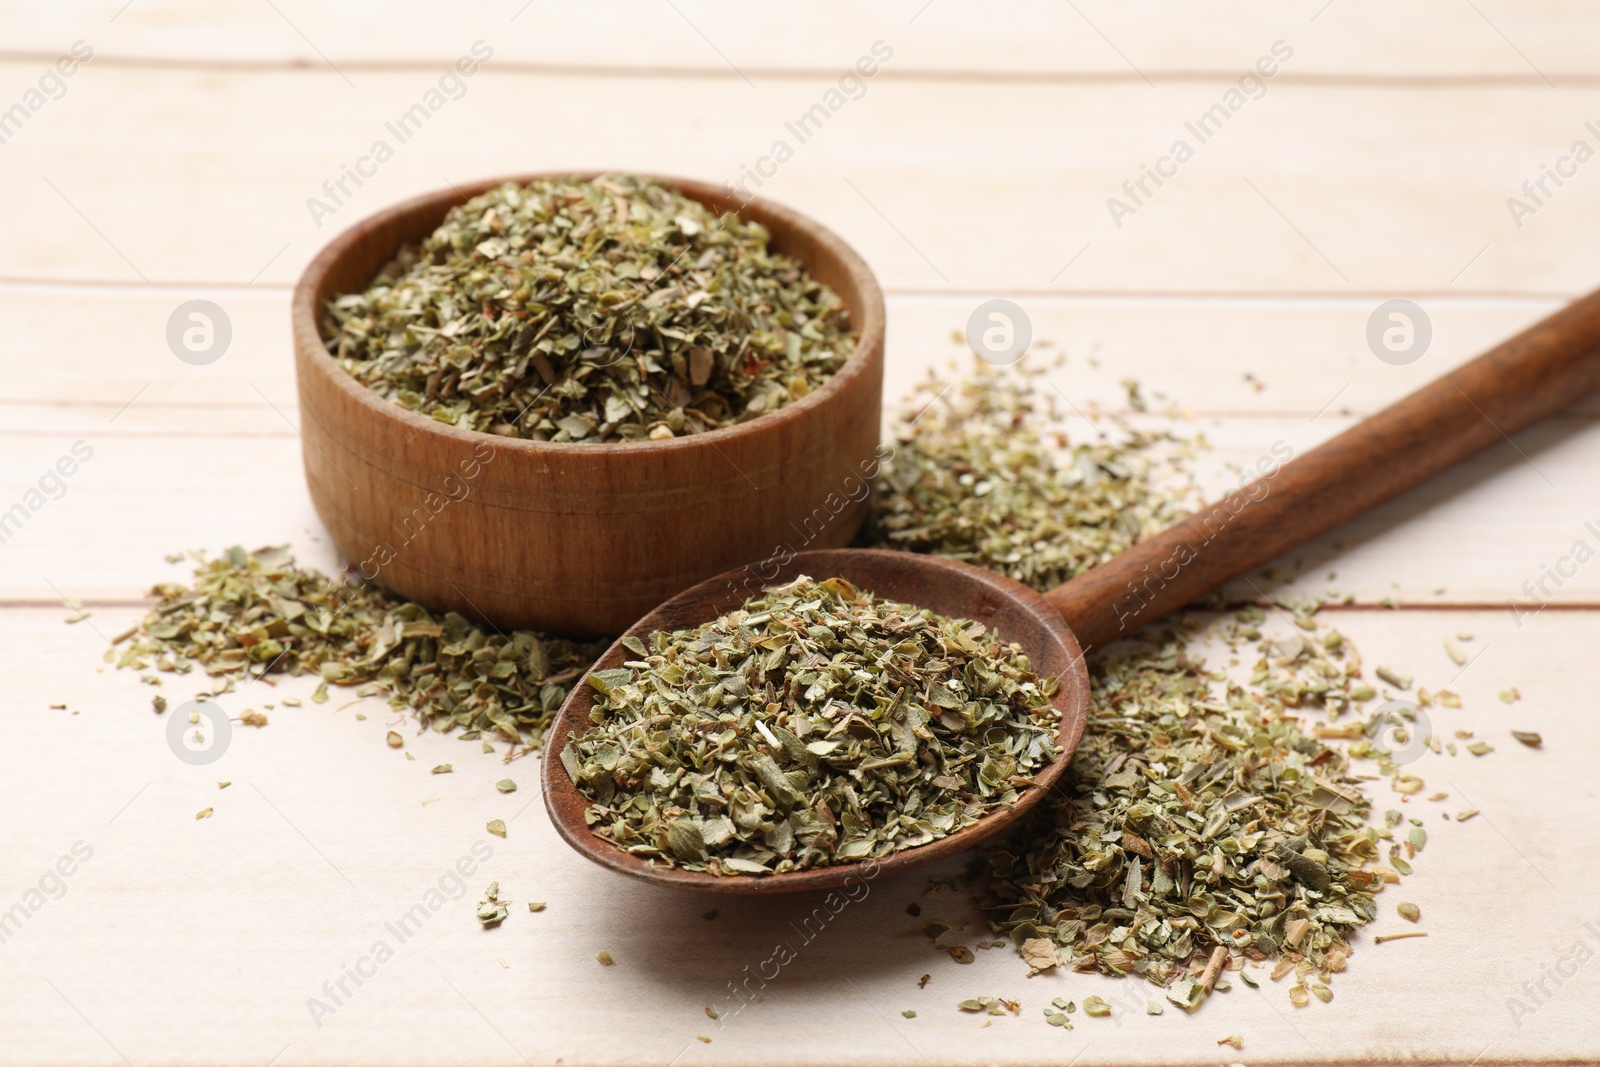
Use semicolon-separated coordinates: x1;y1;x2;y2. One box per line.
4;4;1599;1064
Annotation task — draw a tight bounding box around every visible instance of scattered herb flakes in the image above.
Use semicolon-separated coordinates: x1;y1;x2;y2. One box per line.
865;366;1200;593
1374;665;1411;690
386;731;404;748
528;901;546;912
476;882;509;927
1374;932;1428;945
596;951;615;966
432;764;453;774
323;174;856;443
1511;730;1543;748
195;807;214;820
988;607;1402;1014
1456;809;1480;822
1218;1035;1244;1050
152;695;167;714
486;819;507;838
1499;688;1521;704
1082;995;1111;1018
1397;902;1421;923
918;974;931;989
1444;639;1467;666
240;710;268;727
958;997;1018;1016
949;946;976;964
1021;937;1059;973
111;546;605;751
569;575;1060;875
1146;999;1165;1015
496;778;518;793
1467;741;1495;757
901;1010;917;1019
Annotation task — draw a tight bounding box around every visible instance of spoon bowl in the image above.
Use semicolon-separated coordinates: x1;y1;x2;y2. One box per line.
541;549;1092;894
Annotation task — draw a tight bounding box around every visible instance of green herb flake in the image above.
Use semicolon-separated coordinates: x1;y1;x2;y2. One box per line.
570;575;1059;875
322;175;856;443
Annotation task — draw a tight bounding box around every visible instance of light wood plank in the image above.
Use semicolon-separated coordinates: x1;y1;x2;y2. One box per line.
2;605;1592;1066
4;404;1598;611
1;284;1582;421
1;65;1599;293
4;1;1599;80
5;286;1599;609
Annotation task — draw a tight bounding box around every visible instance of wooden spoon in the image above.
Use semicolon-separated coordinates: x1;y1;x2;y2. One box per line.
542;291;1600;894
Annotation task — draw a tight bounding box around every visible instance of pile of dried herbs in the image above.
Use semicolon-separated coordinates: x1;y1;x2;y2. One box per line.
322;174;856;443
865;367;1198;592
565;575;1061;875
110;546;604;750
986;605;1425;1011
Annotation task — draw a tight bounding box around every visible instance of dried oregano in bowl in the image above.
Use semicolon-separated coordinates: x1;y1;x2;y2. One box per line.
321;174;856;443
564;576;1061;875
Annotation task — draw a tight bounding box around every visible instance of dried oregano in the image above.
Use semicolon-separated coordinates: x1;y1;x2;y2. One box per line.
110;546;605;750
322;174;855;443
986;606;1423;1011
565;576;1060;875
864;365;1199;592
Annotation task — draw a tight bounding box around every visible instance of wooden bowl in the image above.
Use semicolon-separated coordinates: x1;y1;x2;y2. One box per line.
292;173;885;636
541;549;1092;894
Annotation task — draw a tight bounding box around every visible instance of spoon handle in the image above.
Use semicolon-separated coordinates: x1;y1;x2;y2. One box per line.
1045;289;1600;651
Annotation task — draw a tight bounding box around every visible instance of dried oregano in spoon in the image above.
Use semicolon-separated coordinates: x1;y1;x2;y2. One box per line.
110;546;605;750
322;174;856;443
565;576;1061;875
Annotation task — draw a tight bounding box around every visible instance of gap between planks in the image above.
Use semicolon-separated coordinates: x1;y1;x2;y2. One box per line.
0;276;1581;304
0;50;1597;88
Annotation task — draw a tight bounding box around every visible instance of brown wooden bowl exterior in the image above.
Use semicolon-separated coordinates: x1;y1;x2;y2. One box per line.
541;549;1091;895
292;172;885;636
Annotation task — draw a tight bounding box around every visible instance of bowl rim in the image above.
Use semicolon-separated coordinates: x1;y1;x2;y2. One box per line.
539;548;1092;895
291;170;886;457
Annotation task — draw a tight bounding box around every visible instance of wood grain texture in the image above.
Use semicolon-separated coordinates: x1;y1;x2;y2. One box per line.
4;1;1598;79
1051;289;1600;648
540;549;1089;893
5;63;1600;295
294;173;885;634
